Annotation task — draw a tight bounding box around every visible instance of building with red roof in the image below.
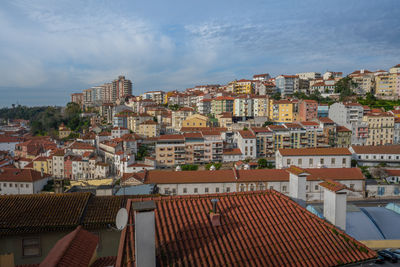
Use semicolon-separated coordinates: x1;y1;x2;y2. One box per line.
115;191;375;267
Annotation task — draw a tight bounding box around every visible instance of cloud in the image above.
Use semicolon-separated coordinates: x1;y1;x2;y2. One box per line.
0;0;399;106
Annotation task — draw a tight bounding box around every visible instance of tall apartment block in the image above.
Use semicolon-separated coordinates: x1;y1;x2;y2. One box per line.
113;75;132;101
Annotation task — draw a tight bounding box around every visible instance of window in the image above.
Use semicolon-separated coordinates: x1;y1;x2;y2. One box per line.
350;184;354;190
194;188;198;193
250;184;255;191
320;158;324;165
342;158;346;164
3;183;6;187
226;187;230;192
164;188;170;194
22;238;41;257
287;159;291;165
331;158;335;164
183;188;187;193
269;186;274;190
315;185;319;190
215;187;219;193
309;158;313;165
172;188;176;194
306;185;309;191
9;183;12;187
205;187;209;193
240;185;245;192
298;159;302;165
282;186;287;192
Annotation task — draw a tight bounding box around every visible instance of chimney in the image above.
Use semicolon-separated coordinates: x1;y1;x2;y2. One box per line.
210;199;221;227
320;180;349;231
286;166;310;203
132;201;157;267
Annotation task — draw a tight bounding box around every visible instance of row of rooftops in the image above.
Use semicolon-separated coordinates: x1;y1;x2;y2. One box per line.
124;167;365;184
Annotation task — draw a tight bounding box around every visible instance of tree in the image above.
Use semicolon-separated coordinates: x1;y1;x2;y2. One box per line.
257;158;268;169
272;92;281;100
335;76;356;101
263;121;274;127
181;164;199;171
370;166;387;180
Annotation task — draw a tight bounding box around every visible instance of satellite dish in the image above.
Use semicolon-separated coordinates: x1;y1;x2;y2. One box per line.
115;208;128;231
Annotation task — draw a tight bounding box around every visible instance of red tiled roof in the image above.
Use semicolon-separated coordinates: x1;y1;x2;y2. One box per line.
386;169;400;176
0;168;48;182
223;148;242;155
158;134;184;140
319;179;350;192
318;117;335;124
351;145;400;155
136;168;365;184
91;256;117;267
238;130;256;138
70;141;95;150
278;147;351;156
336;126;351;132
39;226;98;267
286;166;309;176
0;193;127;235
116;191;376;267
250;127;271;133
300;121;319;126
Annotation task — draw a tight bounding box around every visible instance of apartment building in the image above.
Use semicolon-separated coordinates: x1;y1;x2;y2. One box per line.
112;75;132;101
70;93;84;107
181;114;209;128
216;112;233;131
275;75;299;96
234;130;256;159
363;111;395;145
349;69;375;95
211;96;234;115
233;95;254;117
375;73;400;97
138;120;160;138
296;72;321;80
232;79;253;94
275;147;352;169
269;99;296;123
197;98;212;114
250;127;274;158
253;73;271;81
298;99;318;121
171;107;194;131
183;133;205;164
155;135;186;167
202;131;224;162
252;96;269;117
336;126;352;147
141;91;165;104
329;102;365;144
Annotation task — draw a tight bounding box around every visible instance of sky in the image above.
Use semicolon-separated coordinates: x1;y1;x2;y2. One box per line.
0;0;399;107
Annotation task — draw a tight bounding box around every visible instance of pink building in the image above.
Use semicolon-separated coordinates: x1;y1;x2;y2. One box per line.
298;100;318;121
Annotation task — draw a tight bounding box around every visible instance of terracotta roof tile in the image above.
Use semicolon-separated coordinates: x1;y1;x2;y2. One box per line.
278;147;351;156
286;166;309;176
138;168;364;184
351;145;400;155
223;148;242;155
116;191;376;267
39;226;98;267
0;168;48;182
0;193;127;236
319;179;350;192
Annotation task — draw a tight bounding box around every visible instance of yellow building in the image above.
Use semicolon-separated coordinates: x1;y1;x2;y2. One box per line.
375;73;397;96
138;120;160;138
33;156;50;174
269;100;296;123
363;112;395;145
216;112;233;131
182;114;209;128
231;79;254;95
58;123;72;139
